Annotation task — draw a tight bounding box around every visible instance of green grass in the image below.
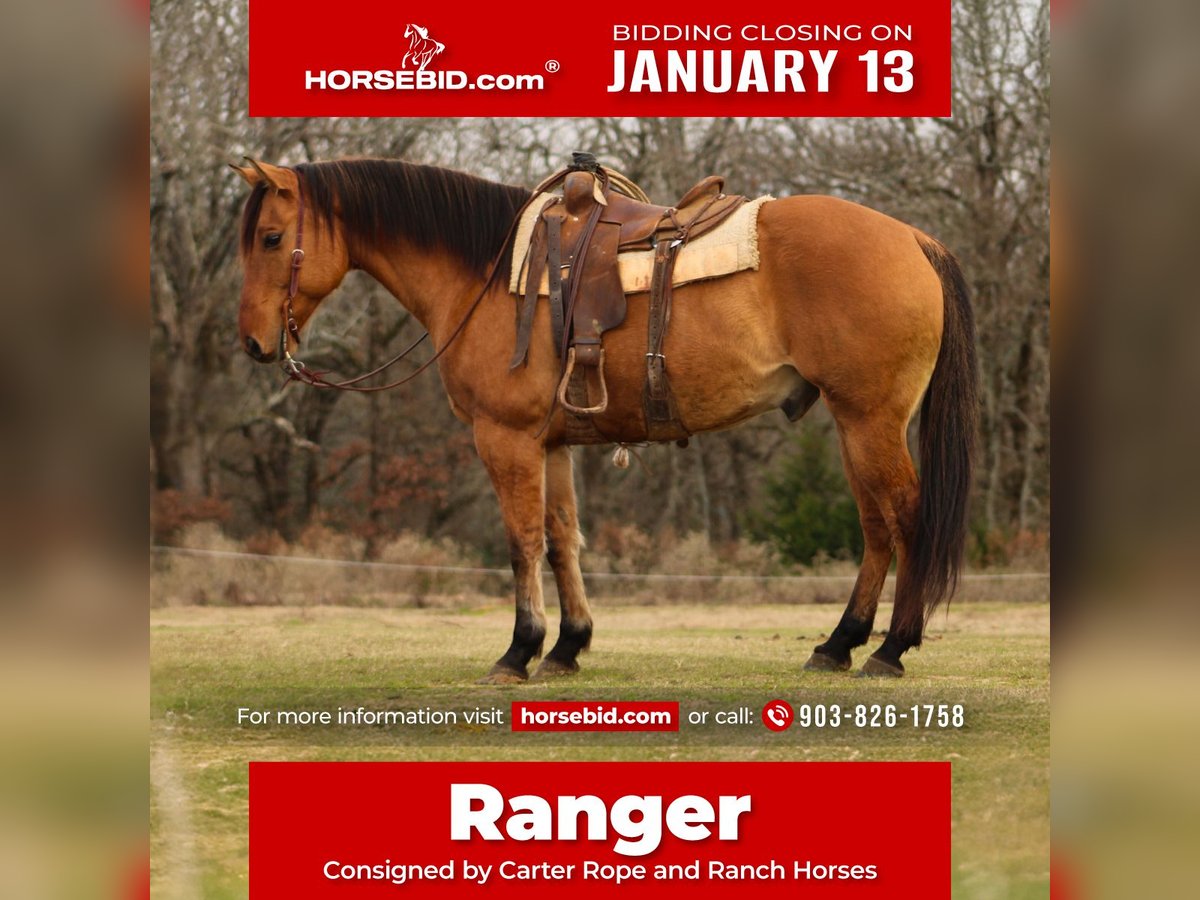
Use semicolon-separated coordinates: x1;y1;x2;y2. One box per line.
151;601;1049;898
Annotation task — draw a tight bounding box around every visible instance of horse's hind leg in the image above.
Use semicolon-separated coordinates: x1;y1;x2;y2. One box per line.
804;433;895;671
473;421;548;684
818;409;922;678
533;446;593;679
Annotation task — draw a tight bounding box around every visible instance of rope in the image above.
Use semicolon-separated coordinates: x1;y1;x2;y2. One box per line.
151;545;1049;585
602;167;652;203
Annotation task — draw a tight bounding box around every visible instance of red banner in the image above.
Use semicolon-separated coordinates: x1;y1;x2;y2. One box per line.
511;701;679;732
248;0;951;117
250;761;950;897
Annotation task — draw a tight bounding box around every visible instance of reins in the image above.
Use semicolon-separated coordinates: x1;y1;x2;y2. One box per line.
275;162;649;393
277;169;443;392
277;168;526;393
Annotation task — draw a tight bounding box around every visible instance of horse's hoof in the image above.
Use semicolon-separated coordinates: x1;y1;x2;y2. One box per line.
857;656;905;678
477;665;528;685
531;657;580;680
804;651;851;672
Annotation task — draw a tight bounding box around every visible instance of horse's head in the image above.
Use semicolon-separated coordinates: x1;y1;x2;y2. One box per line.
230;158;350;363
404;24;425;39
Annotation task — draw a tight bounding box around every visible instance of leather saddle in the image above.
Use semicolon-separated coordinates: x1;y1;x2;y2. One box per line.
511;153;746;442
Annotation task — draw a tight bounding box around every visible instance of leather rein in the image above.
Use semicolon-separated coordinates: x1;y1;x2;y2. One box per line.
277;169;506;393
274;163;619;393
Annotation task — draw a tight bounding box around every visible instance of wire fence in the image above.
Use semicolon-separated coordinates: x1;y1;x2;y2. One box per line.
150;545;1050;608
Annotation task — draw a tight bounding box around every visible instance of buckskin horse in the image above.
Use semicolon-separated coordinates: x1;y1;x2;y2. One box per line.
230;156;977;681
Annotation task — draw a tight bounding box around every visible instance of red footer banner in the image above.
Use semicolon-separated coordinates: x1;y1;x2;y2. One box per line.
250;761;950;897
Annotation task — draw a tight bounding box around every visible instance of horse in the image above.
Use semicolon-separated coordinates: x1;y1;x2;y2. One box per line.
402;24;445;72
230;156;978;682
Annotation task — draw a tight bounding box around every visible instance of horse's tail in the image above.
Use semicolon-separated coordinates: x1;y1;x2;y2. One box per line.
904;235;979;639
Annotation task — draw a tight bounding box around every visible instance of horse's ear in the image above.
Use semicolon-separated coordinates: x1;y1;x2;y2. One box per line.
229;162;259;187
231;157;285;192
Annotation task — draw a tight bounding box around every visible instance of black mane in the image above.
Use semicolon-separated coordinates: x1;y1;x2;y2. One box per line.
241;158;530;274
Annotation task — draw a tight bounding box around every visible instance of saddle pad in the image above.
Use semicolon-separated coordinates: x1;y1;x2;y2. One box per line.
509;195;774;297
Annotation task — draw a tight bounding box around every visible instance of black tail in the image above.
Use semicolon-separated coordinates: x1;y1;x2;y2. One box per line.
903;237;979;640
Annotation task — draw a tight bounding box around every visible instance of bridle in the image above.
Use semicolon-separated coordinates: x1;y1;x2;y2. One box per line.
273;161;635;393
275;168;504;393
272;171;427;392
277;171;306;369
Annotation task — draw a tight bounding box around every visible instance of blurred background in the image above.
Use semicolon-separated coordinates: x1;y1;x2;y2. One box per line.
1;0;147;897
1054;0;1200;897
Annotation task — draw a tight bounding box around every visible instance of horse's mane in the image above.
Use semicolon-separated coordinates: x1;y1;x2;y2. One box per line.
241;158;530;275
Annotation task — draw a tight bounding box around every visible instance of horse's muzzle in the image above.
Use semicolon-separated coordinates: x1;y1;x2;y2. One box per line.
244;335;275;363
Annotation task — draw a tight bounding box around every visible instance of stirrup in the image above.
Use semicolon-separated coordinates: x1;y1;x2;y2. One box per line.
557;347;609;415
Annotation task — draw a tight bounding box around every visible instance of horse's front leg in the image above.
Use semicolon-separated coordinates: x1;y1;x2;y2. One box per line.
533;445;592;678
474;420;548;684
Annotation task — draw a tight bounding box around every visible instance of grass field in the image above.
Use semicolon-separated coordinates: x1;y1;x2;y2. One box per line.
151;600;1049;899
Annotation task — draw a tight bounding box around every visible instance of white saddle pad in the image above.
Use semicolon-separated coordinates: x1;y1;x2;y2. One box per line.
509;194;774;297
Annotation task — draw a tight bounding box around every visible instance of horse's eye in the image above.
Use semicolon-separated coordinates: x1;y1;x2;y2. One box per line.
264;233;283;249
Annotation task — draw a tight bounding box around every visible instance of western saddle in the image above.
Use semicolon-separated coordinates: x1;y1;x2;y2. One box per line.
511;152;746;443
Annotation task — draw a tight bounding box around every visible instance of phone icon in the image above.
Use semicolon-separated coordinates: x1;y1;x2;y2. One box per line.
762;699;793;732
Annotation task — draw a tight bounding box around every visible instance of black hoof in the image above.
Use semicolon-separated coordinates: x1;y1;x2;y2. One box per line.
804;650;852;672
531;657;580;680
477;663;528;684
857;655;905;678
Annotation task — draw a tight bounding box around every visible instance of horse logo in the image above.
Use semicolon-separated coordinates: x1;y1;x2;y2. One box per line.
403;23;446;72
